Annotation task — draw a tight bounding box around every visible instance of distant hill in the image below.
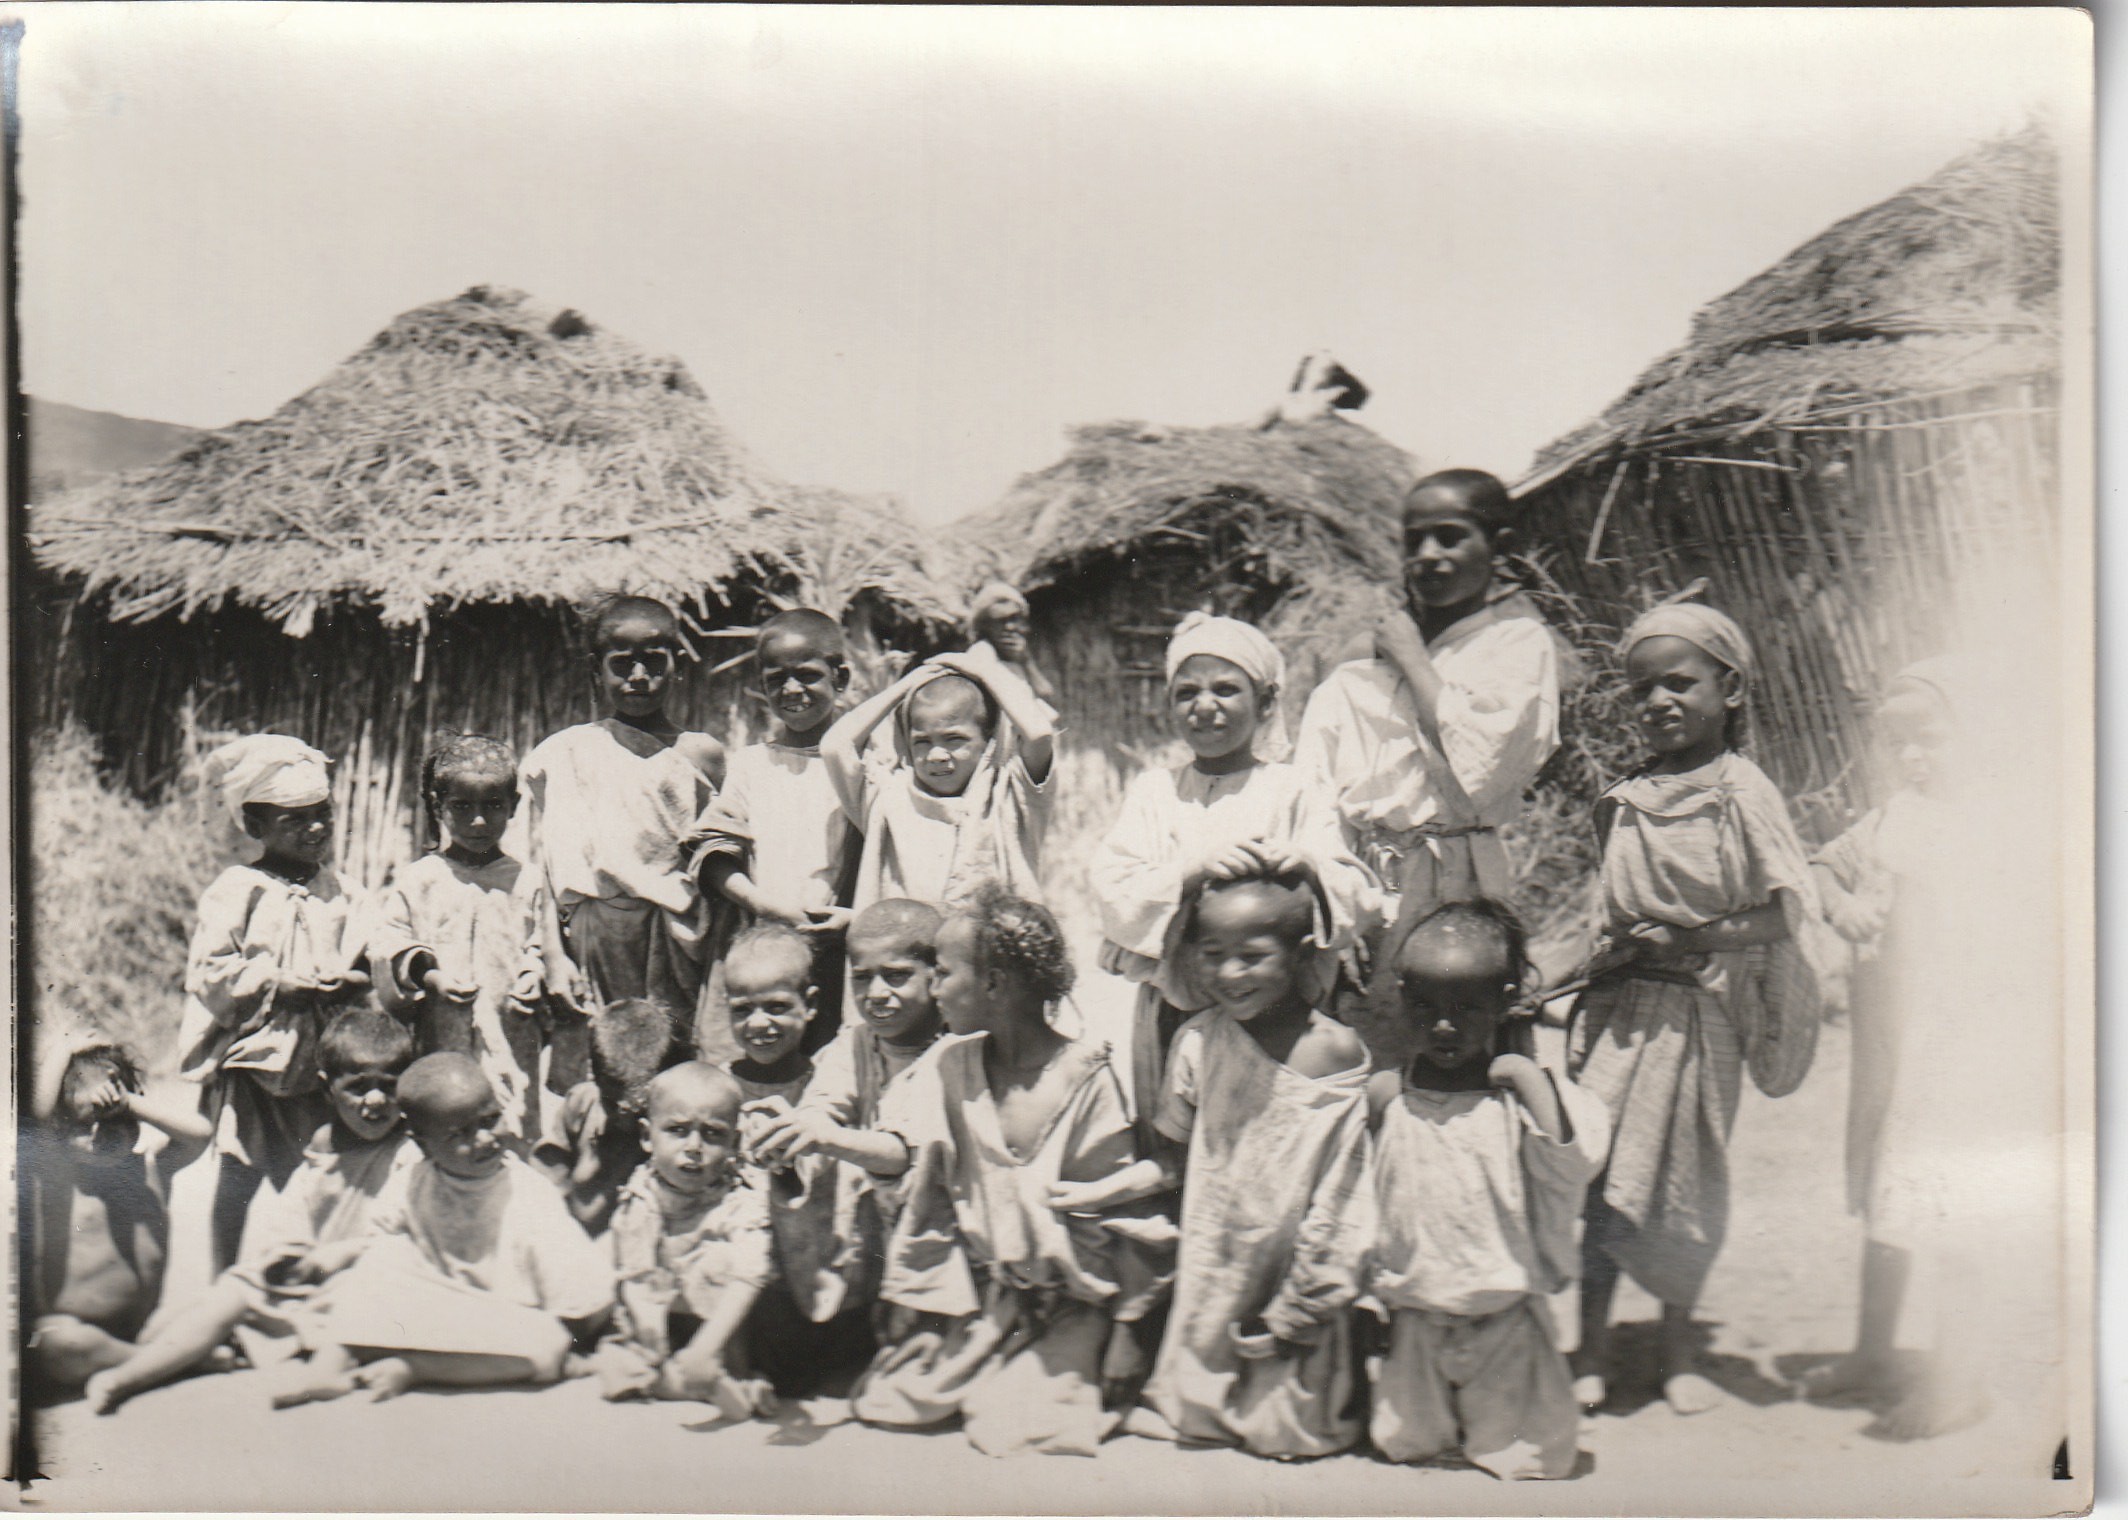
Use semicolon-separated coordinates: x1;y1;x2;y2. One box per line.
27;397;198;500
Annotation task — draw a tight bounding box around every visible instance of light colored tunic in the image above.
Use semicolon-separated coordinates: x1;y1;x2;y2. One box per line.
177;864;368;1174
839;748;1049;914
324;1153;614;1382
1292;591;1560;925
687;743;855;919
1568;750;1831;1306
853;1035;1144;1457
773;1026;937;1322
1141;1012;1374;1459
521;721;717;1036
368;852;545;1136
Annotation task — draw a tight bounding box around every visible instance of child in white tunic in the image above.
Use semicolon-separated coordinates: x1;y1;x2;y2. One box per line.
370;736;545;1138
1066;871;1373;1459
689;609;860;1061
853;891;1151;1457
1366;902;1607;1480
1292;470;1561;1070
522;597;723;1077
1091;613;1376;1137
823;646;1054;914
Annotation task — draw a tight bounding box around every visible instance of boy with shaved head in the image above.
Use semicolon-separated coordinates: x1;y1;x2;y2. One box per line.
821;644;1055;914
689;608;859;1060
522;595;725;1086
294;1054;612;1403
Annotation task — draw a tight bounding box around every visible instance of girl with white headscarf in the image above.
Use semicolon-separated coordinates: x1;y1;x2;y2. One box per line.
1090;613;1379;1148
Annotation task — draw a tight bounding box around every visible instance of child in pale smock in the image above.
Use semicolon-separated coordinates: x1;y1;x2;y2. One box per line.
1566;601;1835;1416
822;645;1054;915
369;736;545;1139
1090;612;1375;1137
306;1054;613;1401
689;608;859;1061
853;890;1154;1457
1292;470;1560;1070
1365;902;1607;1480
175;735;373;1276
86;1010;418;1414
1068;870;1373;1460
522;596;723;1077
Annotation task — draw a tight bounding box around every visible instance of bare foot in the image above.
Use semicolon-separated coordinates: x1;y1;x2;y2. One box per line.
83;1370;128;1416
1571;1374;1607;1411
1799;1352;1899;1404
354;1358;416;1402
268;1364;359;1410
1663;1372;1724;1415
1875;1371;1989;1441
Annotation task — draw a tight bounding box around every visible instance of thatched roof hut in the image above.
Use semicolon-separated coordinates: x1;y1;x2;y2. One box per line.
1511;125;2063;838
29;285;962;883
966;414;1418;749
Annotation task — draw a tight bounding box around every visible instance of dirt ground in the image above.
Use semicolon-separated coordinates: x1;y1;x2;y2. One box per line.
20;972;2078;1515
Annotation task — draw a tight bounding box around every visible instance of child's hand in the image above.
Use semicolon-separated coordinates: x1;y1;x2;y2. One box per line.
420;967;478;1003
1625;921;1679;951
80;1078;135;1120
316;967;371;995
927;647;999;683
1237;840;1304;879
1192;841;1266;885
799;906;851;939
1373;610;1429;670
1047;1177;1119;1215
747;1100;829;1165
1228;1317;1301;1361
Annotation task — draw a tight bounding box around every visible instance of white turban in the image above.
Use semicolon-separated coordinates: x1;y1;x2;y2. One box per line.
1165;612;1288;758
1619;601;1755;685
202;734;332;828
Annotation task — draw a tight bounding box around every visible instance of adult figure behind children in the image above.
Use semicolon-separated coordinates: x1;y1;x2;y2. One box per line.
966;580;1060;711
1293;469;1561;1068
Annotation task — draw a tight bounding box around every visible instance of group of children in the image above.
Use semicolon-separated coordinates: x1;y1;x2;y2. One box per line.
30;463;1974;1473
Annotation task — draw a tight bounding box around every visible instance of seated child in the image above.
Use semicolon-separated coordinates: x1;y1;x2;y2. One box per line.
690;608;859;1060
26;1037;211;1401
852;888;1151;1458
745;899;948;1389
522;595;724;1082
822;644;1054;914
370;735;546;1138
1365;902;1609;1481
722;924;818;1107
85;1008;419;1414
301;1053;613;1401
177;734;372;1275
535;997;680;1237
593;1062;776;1417
1292;470;1561;1069
1067;870;1374;1460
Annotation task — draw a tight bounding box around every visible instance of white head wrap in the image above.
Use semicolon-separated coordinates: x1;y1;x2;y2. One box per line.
202;734;332;828
1618;601;1755;684
1165;612;1288;759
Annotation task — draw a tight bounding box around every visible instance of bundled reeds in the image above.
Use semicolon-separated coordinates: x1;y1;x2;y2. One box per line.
1512;125;2065;837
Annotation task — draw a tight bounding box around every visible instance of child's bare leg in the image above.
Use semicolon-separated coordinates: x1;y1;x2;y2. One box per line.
84;1280;250;1413
1803;1241;1908;1401
209;1160;269;1274
1570;1246;1620;1407
352;1350;543;1400
29;1315;136;1394
1658;1302;1722;1414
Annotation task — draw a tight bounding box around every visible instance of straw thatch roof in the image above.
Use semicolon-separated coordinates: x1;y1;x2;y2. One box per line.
1521;124;2060;488
970;414;1415;590
30;286;959;637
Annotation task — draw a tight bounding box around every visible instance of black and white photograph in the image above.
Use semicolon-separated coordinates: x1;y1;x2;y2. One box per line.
6;6;2095;1513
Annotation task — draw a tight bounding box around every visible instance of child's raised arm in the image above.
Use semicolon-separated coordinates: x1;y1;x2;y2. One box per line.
749;1098;912;1178
820;664;939;823
928;648;1056;784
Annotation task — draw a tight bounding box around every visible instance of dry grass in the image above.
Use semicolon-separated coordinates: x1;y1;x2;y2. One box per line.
28;724;229;1076
30;286;963;636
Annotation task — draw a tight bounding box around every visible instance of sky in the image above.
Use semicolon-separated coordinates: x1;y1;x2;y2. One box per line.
16;6;2088;524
